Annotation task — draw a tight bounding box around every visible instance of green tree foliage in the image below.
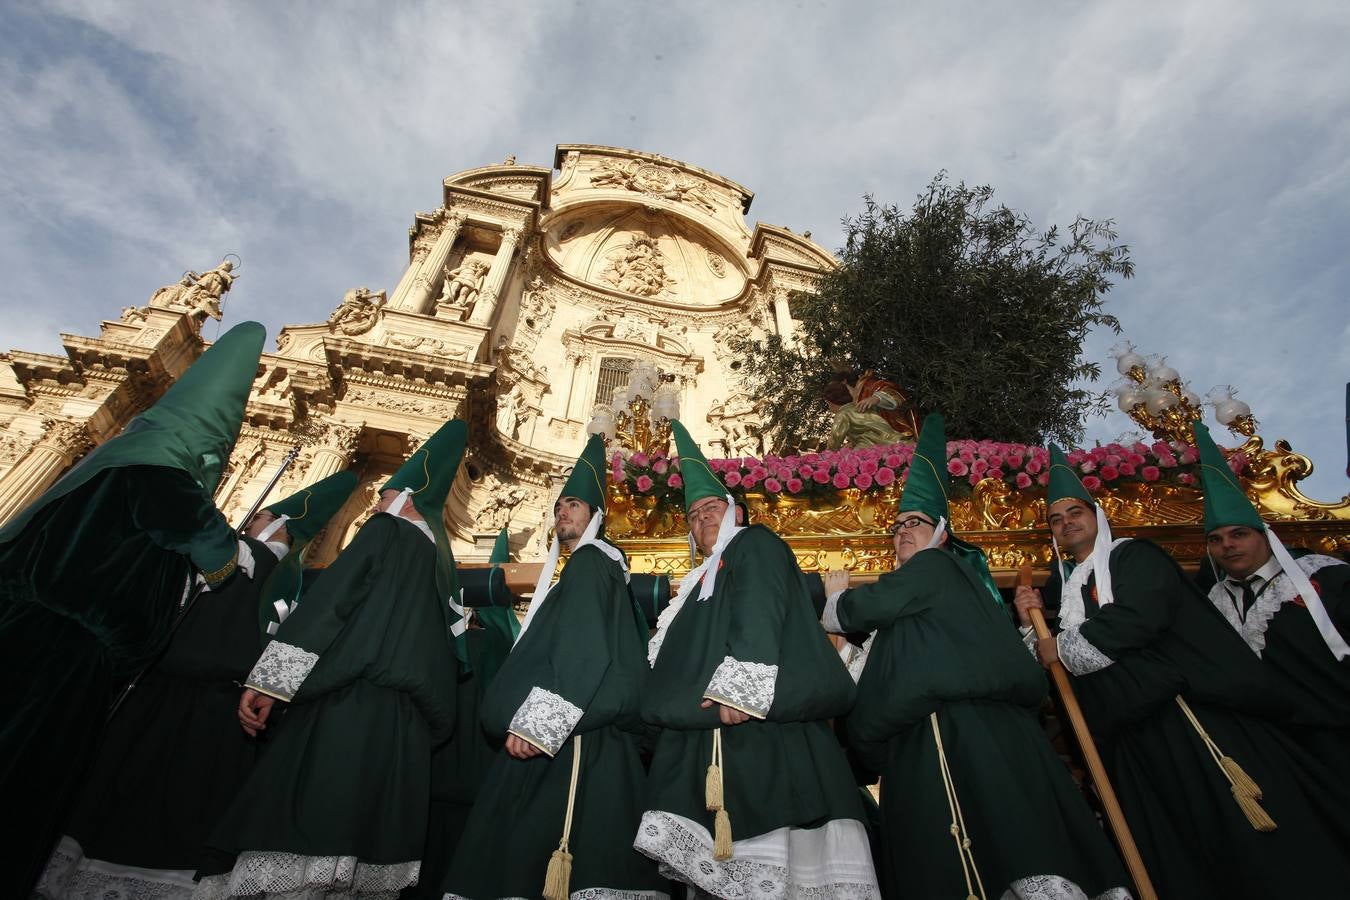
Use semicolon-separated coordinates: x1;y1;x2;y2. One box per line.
736;173;1131;449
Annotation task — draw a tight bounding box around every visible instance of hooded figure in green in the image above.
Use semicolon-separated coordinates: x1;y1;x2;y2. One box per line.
444;435;663;900
637;421;878;898
0;320;264;899
1195;421;1350;816
823;414;1128;900
38;470;357;900
1011;439;1350;899
198;420;469;899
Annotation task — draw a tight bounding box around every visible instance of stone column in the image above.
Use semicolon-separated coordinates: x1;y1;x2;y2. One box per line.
565;352;593;421
0;420;94;526
468;227;522;326
389;212;467;314
303;423;361;485
772;290;796;348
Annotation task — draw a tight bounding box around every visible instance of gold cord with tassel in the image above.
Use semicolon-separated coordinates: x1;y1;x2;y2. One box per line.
542;734;584;900
706;728;733;860
1174;696;1277;832
931;712;987;900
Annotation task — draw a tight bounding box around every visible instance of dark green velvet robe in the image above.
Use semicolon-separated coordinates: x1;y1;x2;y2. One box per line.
639;525;870;896
0;465;237;899
199;513;457;897
444;543;663;899
837;546;1129;899
1209;556;1350;732
1058;539;1350;899
37;534;281;898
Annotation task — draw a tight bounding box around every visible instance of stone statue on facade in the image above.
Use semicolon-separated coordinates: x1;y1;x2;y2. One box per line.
440;259;488;317
328;287;387;336
477;479;529;530
147;259;236;325
496;385;533;440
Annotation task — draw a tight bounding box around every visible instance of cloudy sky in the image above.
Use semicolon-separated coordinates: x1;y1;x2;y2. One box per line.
3;1;1347;497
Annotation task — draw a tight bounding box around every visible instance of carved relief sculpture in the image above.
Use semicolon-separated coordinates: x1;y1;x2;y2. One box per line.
600;236;677;298
328;287;387;336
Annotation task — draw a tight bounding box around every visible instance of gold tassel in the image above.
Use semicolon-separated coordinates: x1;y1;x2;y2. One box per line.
713;808;734;860
1231;786;1278;832
1221;755;1264;799
705;762;724;811
542;847;572;900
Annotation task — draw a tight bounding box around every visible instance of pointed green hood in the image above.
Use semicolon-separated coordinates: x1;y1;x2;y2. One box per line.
671;419;726;511
899;413;950;524
383;419;470;669
476;526;521;672
0;321;265;545
258;470;359;641
1047;444;1095;509
1194;420;1264;533
901;413;1003;605
490;527;511;565
559;434;609;511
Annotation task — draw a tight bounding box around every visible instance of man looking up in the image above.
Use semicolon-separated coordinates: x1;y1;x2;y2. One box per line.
825;414;1128;900
444;435;661;900
638;421;878;899
1014;444;1350;899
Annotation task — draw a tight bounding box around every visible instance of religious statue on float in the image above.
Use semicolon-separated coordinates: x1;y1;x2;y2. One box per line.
823;368;922;449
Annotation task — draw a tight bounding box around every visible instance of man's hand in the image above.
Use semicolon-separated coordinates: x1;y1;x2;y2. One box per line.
1035;636;1060;671
855;394;879;411
1013;585;1044;628
701;698;751;726
505;733;544;759
823;569;851;596
238;688;276;737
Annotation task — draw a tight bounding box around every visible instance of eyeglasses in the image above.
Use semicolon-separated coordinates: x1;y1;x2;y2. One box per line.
891;515;935;534
688;501;726;523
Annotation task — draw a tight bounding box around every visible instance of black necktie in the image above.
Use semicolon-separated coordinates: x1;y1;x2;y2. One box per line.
1233;577;1258;621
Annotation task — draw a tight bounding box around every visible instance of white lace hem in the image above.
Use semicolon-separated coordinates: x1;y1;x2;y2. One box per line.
1002;874;1132;900
192;851;418;899
1056;626;1115;676
245;640;319;702
703;655;777;719
633;810;878;899
508;685;584;756
36;835;197;899
1208;555;1345;656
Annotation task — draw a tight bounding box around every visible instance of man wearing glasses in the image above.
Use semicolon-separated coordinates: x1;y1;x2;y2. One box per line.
823;414;1128;900
637;421;879;899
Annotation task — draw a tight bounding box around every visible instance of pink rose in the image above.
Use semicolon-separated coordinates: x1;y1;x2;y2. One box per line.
885;453;902;468
1157;454;1177;468
832;472;851;490
1141;465;1161;482
667;473;683;488
875;466;896;486
948;459;969;477
750;466;768;480
786;477;804;493
1118;462;1136;476
971;459;989;477
1015;472;1033;489
776;467;792;481
1180;447;1199;465
1228;452;1247;474
1178;472;1196;486
1026;459;1043;475
860;458;879;475
813;470;831;484
968;473;981;486
631;452;649;467
742;475;759;489
764;478;783;493
1099;465;1119;481
1038;471;1051;486
725;471;742;487
987;455;1004;470
611;453;624;481
1082;475;1102;491
1068;449;1087;465
635;474;654;492
854;473;873;490
1151;441;1171;456
838;460;858;477
652;459;669;475
1007;454;1024;470
1079;460;1096;473
986;468;1003;480
959;448;975;463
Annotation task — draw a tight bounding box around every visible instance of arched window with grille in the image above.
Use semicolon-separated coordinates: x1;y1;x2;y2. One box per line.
593;357;635;406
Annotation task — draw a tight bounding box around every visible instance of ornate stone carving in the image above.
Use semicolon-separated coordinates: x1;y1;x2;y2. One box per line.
40;418;94;458
439;259;488;317
600;236;677;298
316;422;361;459
496;384;534;440
519;277;557;335
560;220;585;241
588;159;718;214
476;475;533;530
343;387;452;418
119;305;150;323
386;334;471;359
706;249;727;278
0;432;35;466
149;260;236;326
706;395;763;457
328;287;387;336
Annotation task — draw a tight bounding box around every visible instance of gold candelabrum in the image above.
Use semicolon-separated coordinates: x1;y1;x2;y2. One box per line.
586;363;679;459
1107;342;1257;445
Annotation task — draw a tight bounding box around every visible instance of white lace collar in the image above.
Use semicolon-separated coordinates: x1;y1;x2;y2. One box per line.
1209;554;1344;657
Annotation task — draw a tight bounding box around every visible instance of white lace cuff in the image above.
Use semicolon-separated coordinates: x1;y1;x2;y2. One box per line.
703;655;777;719
246;640;319;702
1057;626;1115;676
822;590;845;633
509;686;584;756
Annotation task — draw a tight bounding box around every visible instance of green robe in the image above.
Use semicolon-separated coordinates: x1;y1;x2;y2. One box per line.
1205;554;1350;840
0;465;237;899
836;546;1129;899
199;513;458;898
1055;539;1350;899
639;525;873;898
444;543;663;899
38;534;282;899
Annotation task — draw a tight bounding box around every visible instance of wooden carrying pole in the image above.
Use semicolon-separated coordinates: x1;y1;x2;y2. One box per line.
1020;564;1159;900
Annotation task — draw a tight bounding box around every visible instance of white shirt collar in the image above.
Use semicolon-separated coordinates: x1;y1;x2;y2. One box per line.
1228;555;1282;589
